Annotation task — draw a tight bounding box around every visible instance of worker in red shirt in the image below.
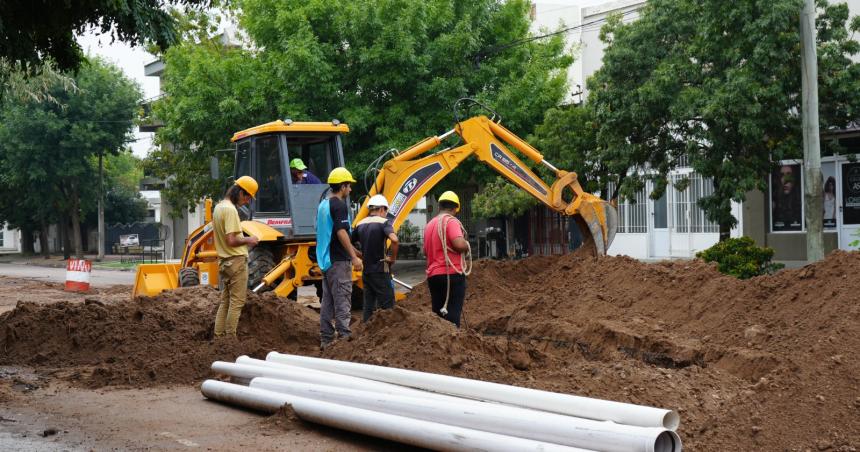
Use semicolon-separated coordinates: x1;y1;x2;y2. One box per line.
423;191;471;327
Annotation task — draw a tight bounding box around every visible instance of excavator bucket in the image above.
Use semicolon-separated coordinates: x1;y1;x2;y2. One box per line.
133;263;180;298
574;194;618;256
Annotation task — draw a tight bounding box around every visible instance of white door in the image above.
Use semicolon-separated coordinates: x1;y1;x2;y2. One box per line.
650;189;671;257
838;162;860;250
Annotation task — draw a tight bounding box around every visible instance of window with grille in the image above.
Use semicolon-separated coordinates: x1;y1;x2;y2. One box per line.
0;228;4;247
608;183;648;233
672;174;719;233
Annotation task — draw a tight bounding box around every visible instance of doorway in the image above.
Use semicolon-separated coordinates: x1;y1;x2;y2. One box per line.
650;189;670;257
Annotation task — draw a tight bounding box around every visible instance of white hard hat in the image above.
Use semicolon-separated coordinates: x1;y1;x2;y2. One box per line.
368;194;389;209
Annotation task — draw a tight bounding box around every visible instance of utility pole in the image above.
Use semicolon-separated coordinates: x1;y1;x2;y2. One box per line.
801;0;824;262
97;150;105;261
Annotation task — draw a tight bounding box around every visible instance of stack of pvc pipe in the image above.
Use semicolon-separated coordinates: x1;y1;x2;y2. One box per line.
202;353;682;452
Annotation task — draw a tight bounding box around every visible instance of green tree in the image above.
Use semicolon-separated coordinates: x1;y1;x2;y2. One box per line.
0;59;76;106
587;0;860;239
84;151;149;226
0;57;141;257
0;0;208;71
147;0;573;214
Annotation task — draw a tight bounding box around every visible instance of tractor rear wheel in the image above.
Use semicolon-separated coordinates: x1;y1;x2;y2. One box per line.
178;267;200;287
248;247;276;292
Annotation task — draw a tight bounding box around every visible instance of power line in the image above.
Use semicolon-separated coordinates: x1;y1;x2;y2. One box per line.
474;9;640;64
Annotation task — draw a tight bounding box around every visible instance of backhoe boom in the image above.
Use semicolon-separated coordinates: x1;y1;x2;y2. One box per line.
355;115;617;255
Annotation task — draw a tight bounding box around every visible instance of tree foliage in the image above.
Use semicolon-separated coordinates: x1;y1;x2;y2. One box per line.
0;0;209;71
474;105;607;219
587;0;860;237
147;0;573;214
472;177;537;218
0;58;141;256
85;151;149;226
0;59;76;106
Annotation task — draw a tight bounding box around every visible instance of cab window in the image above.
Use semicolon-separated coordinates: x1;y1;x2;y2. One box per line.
235;140;250;178
286;136;337;185
254;135;287;213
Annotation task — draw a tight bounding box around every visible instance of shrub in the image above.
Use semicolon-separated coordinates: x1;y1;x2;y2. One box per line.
696;237;784;279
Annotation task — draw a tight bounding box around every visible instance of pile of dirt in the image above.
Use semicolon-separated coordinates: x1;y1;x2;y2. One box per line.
0;286;319;387
324;250;860;451
2;249;859;450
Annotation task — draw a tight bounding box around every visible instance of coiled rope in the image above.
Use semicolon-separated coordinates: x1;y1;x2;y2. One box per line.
437;213;473;316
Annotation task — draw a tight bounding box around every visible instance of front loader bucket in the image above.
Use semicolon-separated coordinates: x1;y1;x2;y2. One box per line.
575;195;618;256
133;263;181;298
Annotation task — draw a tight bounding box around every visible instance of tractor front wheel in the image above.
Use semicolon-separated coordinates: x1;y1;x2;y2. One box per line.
178;267;200;287
248;247;276;292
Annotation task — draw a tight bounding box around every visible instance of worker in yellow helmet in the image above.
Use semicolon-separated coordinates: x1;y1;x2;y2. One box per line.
213;176;260;339
423;191;470;327
316;167;363;349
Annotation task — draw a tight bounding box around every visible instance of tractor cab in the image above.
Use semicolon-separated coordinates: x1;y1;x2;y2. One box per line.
230;119;349;240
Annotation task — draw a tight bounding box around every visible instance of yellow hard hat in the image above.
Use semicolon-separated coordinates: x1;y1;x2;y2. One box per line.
235;175;259;198
327;167;356;184
439;190;460;212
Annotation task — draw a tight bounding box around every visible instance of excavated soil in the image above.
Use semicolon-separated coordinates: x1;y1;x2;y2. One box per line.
2;250;860;451
0;286;319;387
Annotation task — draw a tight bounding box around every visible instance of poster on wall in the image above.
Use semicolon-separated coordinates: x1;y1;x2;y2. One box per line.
842;163;860;225
821;163;837;229
771;163;803;231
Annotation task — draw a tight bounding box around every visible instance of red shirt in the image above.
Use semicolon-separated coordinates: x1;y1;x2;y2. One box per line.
424;214;465;277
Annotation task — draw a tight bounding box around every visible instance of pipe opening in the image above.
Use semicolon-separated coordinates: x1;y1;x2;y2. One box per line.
654;430;683;452
663;410;680;430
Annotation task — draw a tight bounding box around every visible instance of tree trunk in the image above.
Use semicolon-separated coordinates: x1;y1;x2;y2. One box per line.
69;181;83;259
39;219;50;258
21;225;35;255
719;222;732;242
59;213;70;260
97;151;105;261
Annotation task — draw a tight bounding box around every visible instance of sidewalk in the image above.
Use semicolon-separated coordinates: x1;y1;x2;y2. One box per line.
0;253;141;271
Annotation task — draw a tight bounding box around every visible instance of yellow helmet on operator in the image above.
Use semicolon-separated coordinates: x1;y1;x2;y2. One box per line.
438;191;460;213
235;176;259;198
328;167;356;184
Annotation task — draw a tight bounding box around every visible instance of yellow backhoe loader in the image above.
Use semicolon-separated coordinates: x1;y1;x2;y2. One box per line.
133;99;617;302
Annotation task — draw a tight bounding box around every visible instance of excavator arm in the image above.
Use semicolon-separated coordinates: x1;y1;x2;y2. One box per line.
355;115;617;255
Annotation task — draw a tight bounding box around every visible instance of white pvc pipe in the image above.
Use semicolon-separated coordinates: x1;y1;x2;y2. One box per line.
227;357;679;451
267;352;679;431
250;377;681;452
201;380;592;452
213;361;469;403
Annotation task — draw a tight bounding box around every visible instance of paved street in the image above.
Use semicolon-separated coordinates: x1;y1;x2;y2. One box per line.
0;263;135;287
0;260;427;290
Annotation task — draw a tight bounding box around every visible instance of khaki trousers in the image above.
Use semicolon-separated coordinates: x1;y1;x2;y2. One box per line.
214;255;248;337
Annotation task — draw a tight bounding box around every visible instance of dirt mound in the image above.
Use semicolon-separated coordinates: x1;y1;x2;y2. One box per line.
2;249;859;450
0;286;319;387
327;250;860;451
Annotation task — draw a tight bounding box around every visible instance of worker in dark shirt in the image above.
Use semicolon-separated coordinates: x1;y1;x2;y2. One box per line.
316;167;362;349
352;194;399;322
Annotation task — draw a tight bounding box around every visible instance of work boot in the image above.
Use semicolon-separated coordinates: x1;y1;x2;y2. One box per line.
320;341;332;351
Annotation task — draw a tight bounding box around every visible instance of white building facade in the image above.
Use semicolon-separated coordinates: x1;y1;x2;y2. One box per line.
532;0;742;259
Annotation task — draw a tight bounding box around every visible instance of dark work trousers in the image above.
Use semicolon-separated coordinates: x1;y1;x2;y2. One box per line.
428;273;467;327
362;272;395;322
320;261;353;345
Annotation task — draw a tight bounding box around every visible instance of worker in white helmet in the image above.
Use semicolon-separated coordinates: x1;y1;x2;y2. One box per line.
352;194;399;322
